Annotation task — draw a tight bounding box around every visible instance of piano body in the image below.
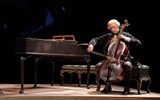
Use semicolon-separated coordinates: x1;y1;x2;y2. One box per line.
15;38;91;94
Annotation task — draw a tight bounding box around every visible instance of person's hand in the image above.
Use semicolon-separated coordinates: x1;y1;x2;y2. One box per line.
87;44;94;52
118;34;130;42
118;34;125;39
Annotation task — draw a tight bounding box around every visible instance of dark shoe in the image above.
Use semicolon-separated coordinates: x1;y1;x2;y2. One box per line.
122;88;130;95
101;85;112;93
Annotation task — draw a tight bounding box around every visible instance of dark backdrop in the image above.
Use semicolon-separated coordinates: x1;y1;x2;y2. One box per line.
0;0;159;93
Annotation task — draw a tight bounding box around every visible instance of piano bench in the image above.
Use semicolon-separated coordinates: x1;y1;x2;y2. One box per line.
131;64;151;94
60;65;96;86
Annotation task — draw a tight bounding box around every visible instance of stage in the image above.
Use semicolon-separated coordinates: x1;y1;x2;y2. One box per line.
0;84;159;100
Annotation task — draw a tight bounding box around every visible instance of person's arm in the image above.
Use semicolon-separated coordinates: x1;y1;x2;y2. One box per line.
87;34;109;52
118;34;131;42
87;37;98;52
122;32;142;46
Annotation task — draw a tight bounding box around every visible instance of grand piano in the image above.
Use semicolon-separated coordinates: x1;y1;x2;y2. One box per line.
15;37;91;94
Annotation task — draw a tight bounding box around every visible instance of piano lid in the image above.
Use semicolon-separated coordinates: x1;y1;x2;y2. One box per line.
15;38;89;57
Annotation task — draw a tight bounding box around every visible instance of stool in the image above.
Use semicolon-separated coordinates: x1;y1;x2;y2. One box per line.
131;64;151;94
60;65;96;86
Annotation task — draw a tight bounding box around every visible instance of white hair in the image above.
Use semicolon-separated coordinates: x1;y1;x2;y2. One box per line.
107;19;120;27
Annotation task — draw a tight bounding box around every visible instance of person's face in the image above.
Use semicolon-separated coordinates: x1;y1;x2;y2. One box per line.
108;23;119;34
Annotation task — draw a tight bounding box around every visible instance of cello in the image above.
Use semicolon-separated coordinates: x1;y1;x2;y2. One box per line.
92;20;130;92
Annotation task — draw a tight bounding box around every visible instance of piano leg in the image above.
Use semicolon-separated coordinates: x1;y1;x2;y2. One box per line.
33;57;41;88
51;60;55;86
19;56;24;94
32;57;55;87
86;58;91;89
19;55;32;94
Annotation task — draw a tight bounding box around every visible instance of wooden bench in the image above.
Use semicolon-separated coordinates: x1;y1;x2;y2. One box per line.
60;65;96;86
131;64;151;94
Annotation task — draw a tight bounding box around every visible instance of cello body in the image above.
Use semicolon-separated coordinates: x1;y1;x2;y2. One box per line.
96;41;129;92
99;41;129;83
95;20;130;93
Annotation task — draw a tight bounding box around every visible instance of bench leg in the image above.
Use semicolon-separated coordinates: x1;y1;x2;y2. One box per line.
78;71;81;87
60;71;64;86
146;76;151;93
136;76;151;94
136;78;142;94
70;73;73;85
